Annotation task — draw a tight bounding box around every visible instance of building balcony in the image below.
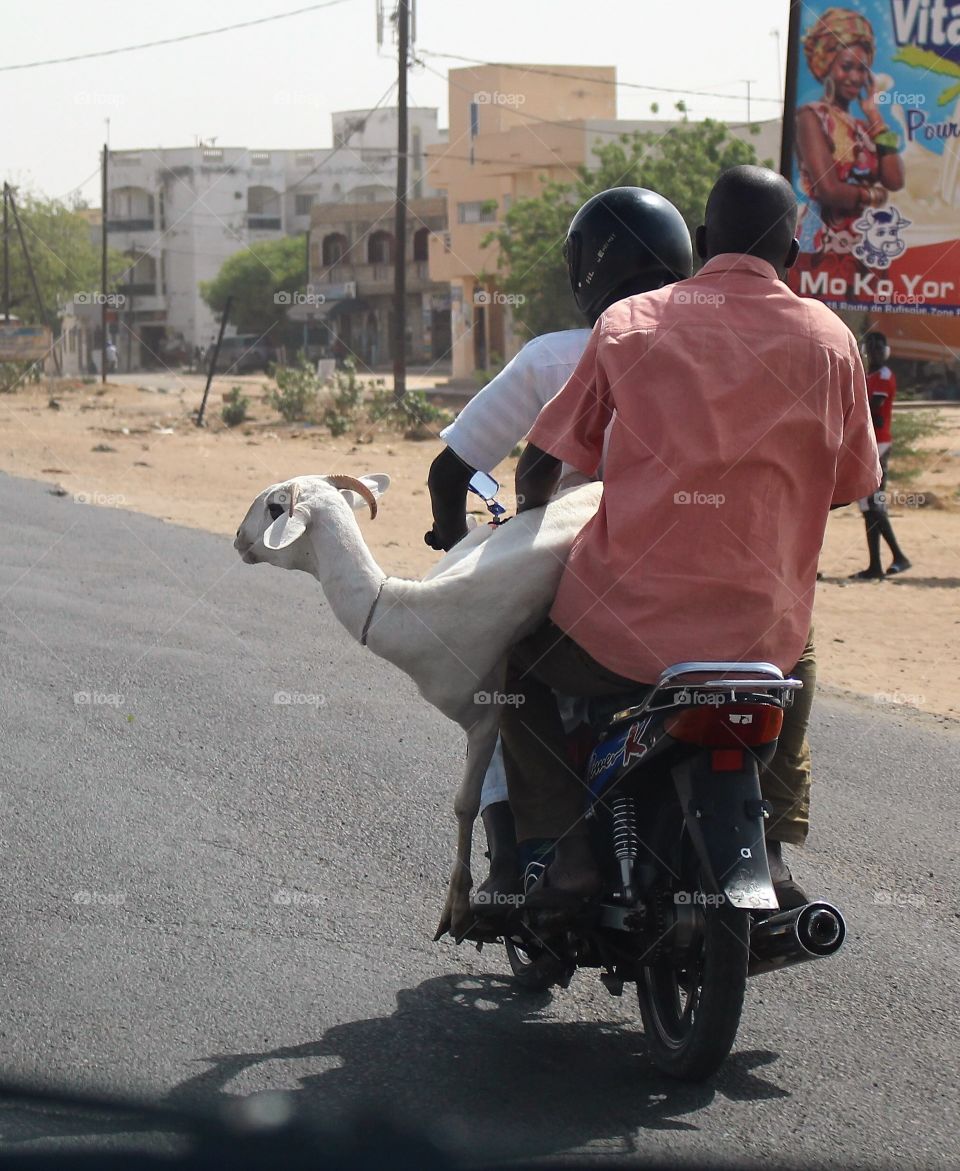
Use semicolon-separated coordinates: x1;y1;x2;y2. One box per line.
107;219;156;232
247;215;282;231
311;260;439;295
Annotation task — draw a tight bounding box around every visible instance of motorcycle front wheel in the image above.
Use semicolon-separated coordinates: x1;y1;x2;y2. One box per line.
504;934;568;992
636;892;749;1081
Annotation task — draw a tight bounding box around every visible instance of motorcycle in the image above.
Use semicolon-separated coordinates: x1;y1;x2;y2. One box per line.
464;475;846;1082
493;661;846;1081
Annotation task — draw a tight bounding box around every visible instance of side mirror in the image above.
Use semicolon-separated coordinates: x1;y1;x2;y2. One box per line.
468;470;507;523
468;470;499;500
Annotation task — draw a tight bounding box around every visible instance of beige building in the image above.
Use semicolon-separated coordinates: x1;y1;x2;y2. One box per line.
308;197;450;368
427;64;782;380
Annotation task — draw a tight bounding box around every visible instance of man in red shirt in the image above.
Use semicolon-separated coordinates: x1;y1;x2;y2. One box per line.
851;331;911;579
499;166;881;906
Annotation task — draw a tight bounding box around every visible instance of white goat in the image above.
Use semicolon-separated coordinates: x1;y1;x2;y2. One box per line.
234;472;601;940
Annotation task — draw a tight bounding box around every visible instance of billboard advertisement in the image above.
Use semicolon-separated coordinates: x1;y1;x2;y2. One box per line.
783;1;960;317
0;323;52;362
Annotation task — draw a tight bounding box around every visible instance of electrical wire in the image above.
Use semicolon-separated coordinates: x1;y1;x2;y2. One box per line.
0;0;352;72
417;48;783;107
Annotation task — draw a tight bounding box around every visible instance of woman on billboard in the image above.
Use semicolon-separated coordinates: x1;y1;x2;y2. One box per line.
795;7;904;274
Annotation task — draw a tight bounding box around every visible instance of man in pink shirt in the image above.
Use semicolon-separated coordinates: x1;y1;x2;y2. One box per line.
499;166;881;907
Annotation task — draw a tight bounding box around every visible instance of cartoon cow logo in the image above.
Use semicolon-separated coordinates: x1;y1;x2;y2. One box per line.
853;206;911;270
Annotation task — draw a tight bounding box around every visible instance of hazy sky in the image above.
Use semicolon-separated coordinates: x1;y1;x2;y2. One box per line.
2;0;789;204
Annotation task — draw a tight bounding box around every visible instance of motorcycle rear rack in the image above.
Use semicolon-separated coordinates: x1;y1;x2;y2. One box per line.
604;660;804;726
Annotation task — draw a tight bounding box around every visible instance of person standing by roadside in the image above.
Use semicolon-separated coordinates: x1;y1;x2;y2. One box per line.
850;331;911;579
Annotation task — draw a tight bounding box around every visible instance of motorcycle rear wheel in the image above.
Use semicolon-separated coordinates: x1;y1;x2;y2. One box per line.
636;896;749;1081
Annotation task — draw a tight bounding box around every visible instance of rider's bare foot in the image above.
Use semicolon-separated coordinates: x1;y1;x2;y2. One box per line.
886;557;912;575
849;567;885;580
524;835;601;910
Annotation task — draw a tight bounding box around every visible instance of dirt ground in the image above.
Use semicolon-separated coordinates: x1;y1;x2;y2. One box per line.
3;371;958;722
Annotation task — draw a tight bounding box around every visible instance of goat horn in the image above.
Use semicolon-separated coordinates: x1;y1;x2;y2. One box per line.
288;481;299;517
327;474;378;519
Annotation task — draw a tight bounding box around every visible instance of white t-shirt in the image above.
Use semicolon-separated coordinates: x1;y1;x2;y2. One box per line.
440;328;593;475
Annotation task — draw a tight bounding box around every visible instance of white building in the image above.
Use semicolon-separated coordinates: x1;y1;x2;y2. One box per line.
103;107;446;368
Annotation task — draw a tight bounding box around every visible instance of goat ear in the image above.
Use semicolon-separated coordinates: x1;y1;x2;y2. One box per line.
360;473;390;497
262;511;307;550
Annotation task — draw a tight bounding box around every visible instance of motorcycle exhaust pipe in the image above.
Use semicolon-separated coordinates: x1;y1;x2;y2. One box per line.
748;901;846;978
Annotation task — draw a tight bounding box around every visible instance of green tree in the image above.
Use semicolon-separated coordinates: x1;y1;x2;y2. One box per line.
485;113;770;340
199;236;307;335
2;192;123;323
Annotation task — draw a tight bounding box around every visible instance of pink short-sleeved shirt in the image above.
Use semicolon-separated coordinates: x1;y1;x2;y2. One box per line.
527;253;881;682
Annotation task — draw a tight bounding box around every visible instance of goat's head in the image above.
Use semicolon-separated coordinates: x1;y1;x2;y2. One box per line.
234;473;390;569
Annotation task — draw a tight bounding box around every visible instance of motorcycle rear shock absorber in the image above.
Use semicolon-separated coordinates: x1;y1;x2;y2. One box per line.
611;794;639;903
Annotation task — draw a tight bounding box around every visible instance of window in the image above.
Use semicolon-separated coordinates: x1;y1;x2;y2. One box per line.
457;201;496;225
251;151;270;165
322;233;348;266
295;193;315;217
412;227;430;262
367;230;394;265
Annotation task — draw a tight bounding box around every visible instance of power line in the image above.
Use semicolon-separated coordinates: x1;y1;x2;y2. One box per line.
417;49;783;107
288;79;399;192
0;0;352;72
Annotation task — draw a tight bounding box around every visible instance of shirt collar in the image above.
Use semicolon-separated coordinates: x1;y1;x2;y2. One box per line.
696;253;781;281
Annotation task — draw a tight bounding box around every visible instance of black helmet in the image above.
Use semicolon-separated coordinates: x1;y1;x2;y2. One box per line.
564;187;693;323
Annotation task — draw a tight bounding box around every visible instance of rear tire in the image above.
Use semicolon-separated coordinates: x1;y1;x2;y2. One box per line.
637;895;749;1081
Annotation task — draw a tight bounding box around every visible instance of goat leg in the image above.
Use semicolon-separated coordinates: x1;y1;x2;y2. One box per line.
435;702;501;942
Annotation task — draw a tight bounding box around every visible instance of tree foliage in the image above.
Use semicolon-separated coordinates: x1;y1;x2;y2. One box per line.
485;115;771;340
200;235;307;335
2;192;123;324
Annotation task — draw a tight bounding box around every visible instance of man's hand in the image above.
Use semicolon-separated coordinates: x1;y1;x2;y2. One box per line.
424;524;466;551
427;447;474;551
515;442;562;513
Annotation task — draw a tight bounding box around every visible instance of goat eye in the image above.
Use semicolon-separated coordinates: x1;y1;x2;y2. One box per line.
267;502;285;522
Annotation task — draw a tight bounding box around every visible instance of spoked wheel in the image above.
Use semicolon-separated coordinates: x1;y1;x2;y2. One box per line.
504;932;569;992
636;891;749;1081
633;804;752;1081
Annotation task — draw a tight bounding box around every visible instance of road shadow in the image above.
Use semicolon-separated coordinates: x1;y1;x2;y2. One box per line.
161;972;790;1163
885;575;960;589
818;574;960;589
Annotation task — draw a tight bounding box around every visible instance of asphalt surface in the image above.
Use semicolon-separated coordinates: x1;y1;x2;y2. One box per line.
1;469;958;1168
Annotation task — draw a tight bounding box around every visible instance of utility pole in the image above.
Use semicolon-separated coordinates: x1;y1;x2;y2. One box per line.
3;183;9;322
126;241;137;373
101;143;109;384
8;185;62;374
780;0;802;179
392;0;410;402
745;79;756;125
303;228;310;358
196;294;232;427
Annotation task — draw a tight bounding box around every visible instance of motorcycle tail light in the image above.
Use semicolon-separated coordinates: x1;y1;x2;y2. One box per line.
664;703;783;748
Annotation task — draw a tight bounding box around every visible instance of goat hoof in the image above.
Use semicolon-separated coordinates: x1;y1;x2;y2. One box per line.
434;877;473;942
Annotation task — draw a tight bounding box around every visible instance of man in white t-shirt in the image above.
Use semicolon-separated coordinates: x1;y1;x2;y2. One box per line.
424;189;694;924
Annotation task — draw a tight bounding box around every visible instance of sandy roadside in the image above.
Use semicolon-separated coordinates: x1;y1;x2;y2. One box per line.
2;372;958;722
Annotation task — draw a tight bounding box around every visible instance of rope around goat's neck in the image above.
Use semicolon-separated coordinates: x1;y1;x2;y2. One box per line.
360;577;387;647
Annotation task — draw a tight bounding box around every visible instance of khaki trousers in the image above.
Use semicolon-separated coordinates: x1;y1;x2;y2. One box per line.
500;622;815;847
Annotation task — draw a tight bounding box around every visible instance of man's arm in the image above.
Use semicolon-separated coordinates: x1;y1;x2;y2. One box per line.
426;447;475;550
869;391;887;431
833;339;882;506
424;333;587;549
515;443;562;514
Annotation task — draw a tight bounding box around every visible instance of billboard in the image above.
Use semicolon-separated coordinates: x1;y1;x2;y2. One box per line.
783;1;960;317
0;323;53;362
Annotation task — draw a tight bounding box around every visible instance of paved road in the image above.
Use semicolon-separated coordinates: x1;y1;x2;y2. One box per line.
1;470;958;1166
